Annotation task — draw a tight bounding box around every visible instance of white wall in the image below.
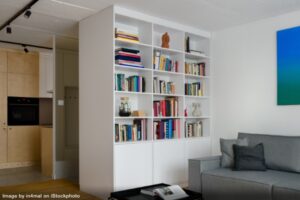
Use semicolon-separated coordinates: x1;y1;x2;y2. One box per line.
212;10;300;154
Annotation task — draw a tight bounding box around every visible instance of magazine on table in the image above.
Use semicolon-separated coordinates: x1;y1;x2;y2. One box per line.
141;185;188;200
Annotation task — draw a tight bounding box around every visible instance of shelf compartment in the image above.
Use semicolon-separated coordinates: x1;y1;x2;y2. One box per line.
185;32;210;58
114;118;152;143
184;118;210;138
153;24;184;52
115;14;152;45
115;40;153;69
115;92;153;117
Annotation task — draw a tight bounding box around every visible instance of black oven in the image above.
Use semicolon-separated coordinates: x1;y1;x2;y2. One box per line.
8;97;39;126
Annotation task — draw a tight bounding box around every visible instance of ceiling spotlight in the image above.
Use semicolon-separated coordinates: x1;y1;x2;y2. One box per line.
6;26;12;34
24;10;32;19
22;45;29;53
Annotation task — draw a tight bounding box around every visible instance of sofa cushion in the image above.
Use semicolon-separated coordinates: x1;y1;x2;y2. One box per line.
272;173;300;200
233;143;267;171
202;168;300;200
238;132;300;173
220;138;248;168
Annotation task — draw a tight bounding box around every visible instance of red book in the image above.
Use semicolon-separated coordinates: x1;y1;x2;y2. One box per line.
117;51;141;58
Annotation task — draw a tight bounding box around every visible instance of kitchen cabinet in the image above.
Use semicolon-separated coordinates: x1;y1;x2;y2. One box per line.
7;73;39;97
7;51;39;97
41;127;53;176
0;50;7;72
0;127;7;163
39;52;54;98
8;126;40;163
0;72;7;126
0;72;7;163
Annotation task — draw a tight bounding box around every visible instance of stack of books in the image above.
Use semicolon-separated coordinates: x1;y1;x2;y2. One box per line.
185;82;203;96
185;62;205;76
115;119;147;142
115;48;143;68
154;119;181;140
153;77;175;94
115;28;139;43
185;121;202;138
153;98;178;117
153;51;179;72
115;73;146;92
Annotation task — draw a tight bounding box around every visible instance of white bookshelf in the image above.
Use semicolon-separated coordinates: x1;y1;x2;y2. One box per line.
79;6;212;198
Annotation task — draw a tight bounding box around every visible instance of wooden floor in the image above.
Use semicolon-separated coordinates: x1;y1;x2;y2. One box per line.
0;179;102;200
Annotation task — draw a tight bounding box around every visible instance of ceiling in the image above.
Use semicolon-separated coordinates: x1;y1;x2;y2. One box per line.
1;0;300;48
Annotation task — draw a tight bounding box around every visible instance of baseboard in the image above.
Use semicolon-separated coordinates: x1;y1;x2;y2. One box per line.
0;161;39;169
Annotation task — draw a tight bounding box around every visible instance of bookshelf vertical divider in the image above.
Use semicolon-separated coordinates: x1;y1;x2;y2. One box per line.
79;5;212;199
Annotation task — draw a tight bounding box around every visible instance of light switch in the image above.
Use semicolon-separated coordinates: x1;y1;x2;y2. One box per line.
58;100;64;106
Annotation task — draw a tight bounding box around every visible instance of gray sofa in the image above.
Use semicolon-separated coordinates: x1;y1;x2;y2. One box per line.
188;133;300;200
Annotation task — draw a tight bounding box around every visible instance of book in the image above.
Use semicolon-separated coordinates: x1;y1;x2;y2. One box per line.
185;62;205;76
153;51;179;72
115;119;147;142
140;185;166;196
154;185;188;200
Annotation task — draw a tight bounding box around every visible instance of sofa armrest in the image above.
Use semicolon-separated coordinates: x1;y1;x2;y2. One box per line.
188;155;221;193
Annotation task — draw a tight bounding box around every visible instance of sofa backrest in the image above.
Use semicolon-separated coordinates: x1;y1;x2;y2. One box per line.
238;132;300;173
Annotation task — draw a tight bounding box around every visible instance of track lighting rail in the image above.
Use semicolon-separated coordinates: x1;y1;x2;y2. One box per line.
0;0;39;31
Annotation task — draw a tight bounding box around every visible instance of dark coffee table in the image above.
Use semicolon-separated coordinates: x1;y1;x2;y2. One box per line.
109;183;202;200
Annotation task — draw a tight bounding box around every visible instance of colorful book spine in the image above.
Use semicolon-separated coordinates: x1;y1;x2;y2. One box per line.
115;74;146;92
115;119;147;142
185;62;206;76
153;51;179;72
153;77;176;94
185;82;203;96
153;98;179;117
154;119;181;140
185;121;202;138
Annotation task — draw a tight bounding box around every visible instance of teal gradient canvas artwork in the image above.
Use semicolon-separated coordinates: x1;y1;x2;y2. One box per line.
277;26;300;105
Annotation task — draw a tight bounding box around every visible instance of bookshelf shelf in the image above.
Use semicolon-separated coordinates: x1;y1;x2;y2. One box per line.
115;64;152;72
185;74;210;79
185;116;211;119
153;116;184;119
153;93;184;97
115;116;152;119
115;91;152;95
185;52;210;60
80;6;212;195
184;95;209;99
153;70;184;76
153;46;184;55
115;38;152;48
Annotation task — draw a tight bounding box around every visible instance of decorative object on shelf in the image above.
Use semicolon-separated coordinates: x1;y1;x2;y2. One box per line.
132;110;146;117
119;97;131;116
184;108;188;117
191;103;202;117
161;32;170;48
185;36;190;53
